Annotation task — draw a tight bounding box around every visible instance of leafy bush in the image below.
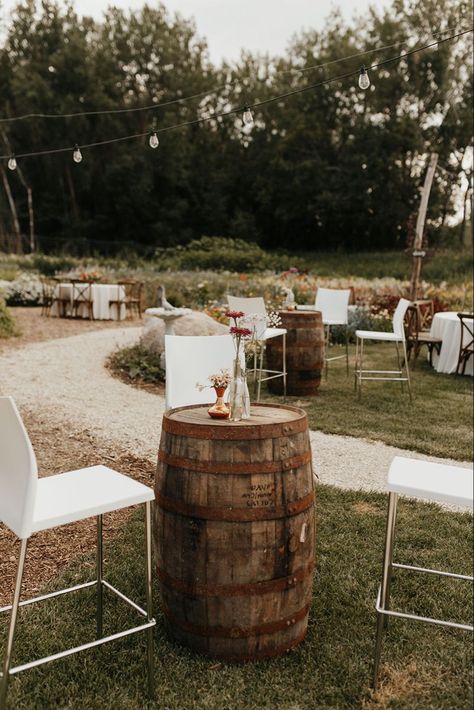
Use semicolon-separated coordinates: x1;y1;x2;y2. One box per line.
0;273;42;306
29;254;77;276
154;236;304;273
107;345;165;385
0;297;18;338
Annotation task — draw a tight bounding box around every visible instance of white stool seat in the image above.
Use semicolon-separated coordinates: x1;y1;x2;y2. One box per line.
32;465;154;533
388;456;473;509
323;318;347;326
264;326;287;340
355;330;404;341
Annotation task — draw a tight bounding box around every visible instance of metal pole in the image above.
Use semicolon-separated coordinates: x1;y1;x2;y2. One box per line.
145;502;154;700
96;515;103;638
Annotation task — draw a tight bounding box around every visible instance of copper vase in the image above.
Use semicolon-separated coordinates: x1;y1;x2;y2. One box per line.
208;386;230;419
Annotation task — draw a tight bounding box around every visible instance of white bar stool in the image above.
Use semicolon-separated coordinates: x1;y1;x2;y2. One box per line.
373;456;473;689
314;287;351;377
0;397;156;708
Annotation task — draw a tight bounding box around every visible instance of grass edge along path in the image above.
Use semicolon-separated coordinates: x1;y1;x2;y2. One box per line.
2;485;472;710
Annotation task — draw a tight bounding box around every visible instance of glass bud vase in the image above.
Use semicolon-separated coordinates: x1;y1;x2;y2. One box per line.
241;366;251;419
208;386;230;419
229;358;245;421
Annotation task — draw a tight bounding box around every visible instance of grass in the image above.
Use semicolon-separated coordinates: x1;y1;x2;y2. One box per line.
1;485;472;709
260;342;473;462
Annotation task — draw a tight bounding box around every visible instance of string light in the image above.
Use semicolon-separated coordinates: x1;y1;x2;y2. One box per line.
7;155;17;170
149;131;159;149
0;25;465;125
73;144;83;163
0;27;471;164
358;65;371;90
243;106;254;126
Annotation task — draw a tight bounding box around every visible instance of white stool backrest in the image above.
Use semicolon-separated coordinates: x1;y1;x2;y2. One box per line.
314;288;351;324
392;298;411;339
227;295;267;317
0;397;38;539
165;334;236;411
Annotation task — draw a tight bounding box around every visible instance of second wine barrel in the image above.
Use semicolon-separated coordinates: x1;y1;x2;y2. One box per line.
154;403;315;662
266;310;325;395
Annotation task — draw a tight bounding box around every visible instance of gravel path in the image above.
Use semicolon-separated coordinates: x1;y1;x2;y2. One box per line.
1;326;471;507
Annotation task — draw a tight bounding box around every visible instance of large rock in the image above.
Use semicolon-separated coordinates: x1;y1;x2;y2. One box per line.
140;310;228;354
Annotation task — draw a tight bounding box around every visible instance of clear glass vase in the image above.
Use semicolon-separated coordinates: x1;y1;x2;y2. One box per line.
229;358;250;421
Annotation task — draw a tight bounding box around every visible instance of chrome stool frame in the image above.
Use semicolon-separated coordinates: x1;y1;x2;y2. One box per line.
373;490;473;690
0;503;155;708
354;336;412;401
248;332;287;401
324;323;349;378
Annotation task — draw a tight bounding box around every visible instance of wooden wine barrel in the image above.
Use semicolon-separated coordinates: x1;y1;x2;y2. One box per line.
266;310;325;395
154;403;315;662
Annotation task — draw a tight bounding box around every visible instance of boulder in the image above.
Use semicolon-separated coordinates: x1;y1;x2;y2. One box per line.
140;310;228;354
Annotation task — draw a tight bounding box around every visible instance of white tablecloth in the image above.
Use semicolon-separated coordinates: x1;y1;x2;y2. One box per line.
50;283;126;320
430;311;473;376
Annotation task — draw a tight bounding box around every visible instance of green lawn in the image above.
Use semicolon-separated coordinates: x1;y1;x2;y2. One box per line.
2;485;472;709
262;343;473;461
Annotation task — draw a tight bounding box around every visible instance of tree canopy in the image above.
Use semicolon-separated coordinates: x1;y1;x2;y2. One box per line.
0;0;472;254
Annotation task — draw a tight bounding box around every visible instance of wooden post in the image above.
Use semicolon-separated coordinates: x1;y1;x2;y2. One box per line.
409;153;438;300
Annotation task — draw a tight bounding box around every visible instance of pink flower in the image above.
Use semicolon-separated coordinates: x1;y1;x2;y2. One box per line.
225;310;245;319
230;326;252;337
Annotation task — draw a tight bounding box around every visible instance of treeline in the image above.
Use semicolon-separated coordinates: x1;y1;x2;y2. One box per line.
0;0;472;254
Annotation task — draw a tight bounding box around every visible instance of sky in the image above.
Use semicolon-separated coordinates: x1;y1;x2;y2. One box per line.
0;0;391;64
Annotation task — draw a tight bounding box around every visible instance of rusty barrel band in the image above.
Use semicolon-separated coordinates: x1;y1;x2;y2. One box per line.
158;448;311;475
169;628;308;663
157;559;315;598
162;603;310;639
156;489;314;522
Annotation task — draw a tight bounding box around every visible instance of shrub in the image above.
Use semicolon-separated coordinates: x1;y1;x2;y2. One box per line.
0;273;42;306
107;345;165;385
0;297;18;338
154;236;304;273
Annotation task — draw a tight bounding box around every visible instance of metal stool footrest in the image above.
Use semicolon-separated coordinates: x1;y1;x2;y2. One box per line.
0;577;156;675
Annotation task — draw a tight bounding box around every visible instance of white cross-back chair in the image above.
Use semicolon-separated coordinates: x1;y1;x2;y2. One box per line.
227;295;287;400
314;288;351;377
165;334;236;410
373;456;473;689
354;297;413;400
0;397;155;708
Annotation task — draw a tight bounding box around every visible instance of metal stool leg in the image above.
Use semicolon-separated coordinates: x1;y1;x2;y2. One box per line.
395;342;404;393
354;336;359;391
145;502;154;700
0;539;28;710
257;344;265;402
373;492;398;689
402;341;413;402
282;332;287;398
96;514;104;638
345;325;349;376
358;338;364;399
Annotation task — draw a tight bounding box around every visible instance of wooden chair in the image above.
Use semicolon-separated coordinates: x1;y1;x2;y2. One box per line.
71;280;94;320
405;305;442;367
109;281;143;320
413;299;435;331
40;277;56;317
456;313;474;375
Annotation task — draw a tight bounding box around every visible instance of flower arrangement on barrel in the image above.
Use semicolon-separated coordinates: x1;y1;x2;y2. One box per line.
196;368;232;419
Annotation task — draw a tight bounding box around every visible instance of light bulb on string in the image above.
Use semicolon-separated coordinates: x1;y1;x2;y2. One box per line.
7;155;17;171
243;106;254;126
73;144;83;163
358;65;370;90
149;131;159;149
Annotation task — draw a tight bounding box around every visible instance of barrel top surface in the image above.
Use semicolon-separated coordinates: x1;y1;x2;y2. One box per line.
163;403;308;439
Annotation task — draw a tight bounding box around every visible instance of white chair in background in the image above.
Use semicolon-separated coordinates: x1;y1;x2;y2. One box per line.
164;334;236;410
373;456;473;689
0;397;155;708
314;287;351;377
227;295;287;400
354;297;413;400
